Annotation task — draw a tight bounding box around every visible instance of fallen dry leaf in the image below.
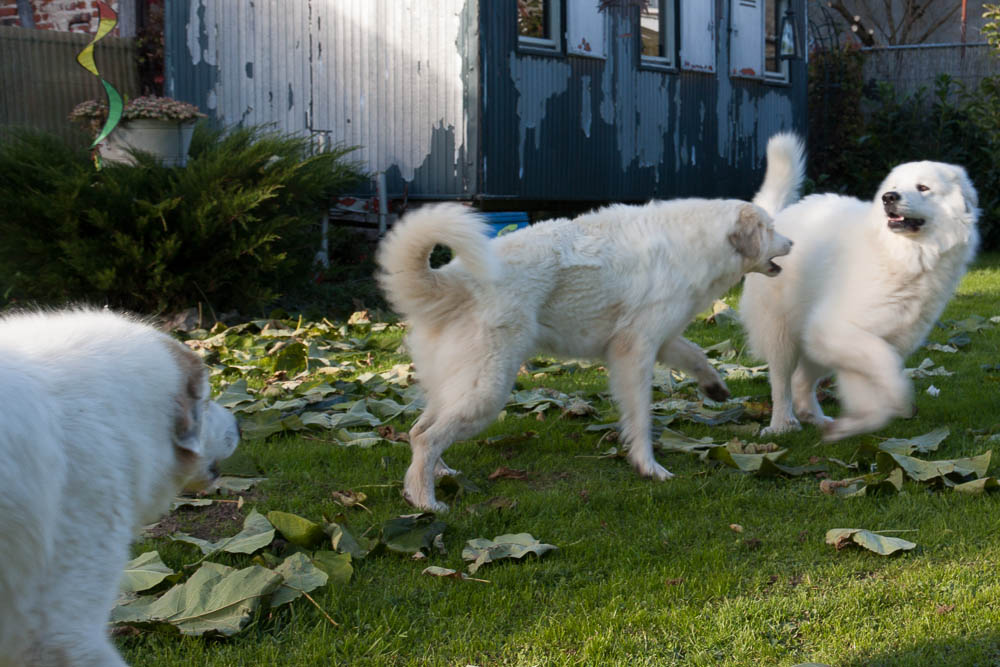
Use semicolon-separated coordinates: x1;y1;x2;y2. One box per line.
819;478;862;495
376;425;409;442
331;490;369;511
488;466;529;481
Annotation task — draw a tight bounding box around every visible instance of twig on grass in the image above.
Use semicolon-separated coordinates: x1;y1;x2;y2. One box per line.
301;589;339;627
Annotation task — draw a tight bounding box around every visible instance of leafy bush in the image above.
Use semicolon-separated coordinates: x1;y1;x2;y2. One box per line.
0;124;364;314
807;45;866;194
809;49;1000;249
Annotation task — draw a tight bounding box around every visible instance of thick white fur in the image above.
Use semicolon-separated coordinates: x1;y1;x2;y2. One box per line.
378;200;793;511
0;309;240;667
741;133;979;441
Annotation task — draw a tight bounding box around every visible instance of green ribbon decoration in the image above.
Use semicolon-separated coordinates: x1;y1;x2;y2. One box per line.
75;1;124;155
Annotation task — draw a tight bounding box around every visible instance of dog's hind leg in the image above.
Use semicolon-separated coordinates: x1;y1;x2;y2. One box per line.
405;416;459;513
607;334;672;480
404;357;521;512
434;457;460;478
791;358;833;428
411;414;459;478
657;336;730;402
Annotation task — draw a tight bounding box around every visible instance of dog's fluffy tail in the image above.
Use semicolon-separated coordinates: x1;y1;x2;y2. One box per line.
376;203;499;321
752;132;806;217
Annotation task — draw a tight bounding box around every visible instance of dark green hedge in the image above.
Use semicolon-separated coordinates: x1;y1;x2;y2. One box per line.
809;47;1000;249
0;124;364;314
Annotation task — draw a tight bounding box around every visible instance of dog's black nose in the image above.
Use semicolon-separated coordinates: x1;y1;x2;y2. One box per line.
882;191;900;204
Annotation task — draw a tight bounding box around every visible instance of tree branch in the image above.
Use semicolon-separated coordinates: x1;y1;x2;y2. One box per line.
827;1;877;46
882;0;898;44
913;4;961;44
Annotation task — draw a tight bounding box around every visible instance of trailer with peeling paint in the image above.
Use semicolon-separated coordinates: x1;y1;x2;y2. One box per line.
164;0;806;205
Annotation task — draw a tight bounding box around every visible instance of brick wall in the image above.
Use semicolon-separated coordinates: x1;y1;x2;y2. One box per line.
0;1;120;32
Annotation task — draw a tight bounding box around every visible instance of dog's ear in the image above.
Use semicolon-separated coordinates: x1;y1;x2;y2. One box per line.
169;341;208;458
729;204;763;259
953;166;978;213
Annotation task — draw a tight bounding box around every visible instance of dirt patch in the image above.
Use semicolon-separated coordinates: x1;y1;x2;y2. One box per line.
147;500;246;540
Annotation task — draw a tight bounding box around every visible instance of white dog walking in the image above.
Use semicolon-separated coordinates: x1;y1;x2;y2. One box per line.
378;200;792;511
741;133;979;440
0;309;240;666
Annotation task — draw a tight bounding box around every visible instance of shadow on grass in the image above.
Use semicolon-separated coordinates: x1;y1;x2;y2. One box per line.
843;633;1000;666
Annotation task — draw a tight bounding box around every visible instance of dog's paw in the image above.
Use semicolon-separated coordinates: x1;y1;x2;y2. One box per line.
426;500;450;513
821;418;858;442
798;413;833;428
702;381;731;403
433;459;461;478
761;418;802;436
402;488;450;514
633;459;675;481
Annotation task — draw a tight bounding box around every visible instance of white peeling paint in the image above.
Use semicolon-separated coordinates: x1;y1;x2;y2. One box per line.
607;13;672;177
599;56;615;125
180;0;467;186
580;75;592;138
185;0;202;66
311;1;467;183
510;51;572;178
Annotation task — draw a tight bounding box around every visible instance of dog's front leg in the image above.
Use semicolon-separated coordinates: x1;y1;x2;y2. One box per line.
657;336;730;402
607;335;674;481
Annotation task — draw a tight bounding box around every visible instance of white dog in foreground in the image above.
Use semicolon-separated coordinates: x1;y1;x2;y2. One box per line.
0;309;240;667
378;199;793;511
741;133;979;440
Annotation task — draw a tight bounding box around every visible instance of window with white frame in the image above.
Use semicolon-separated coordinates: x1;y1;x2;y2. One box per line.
640;0;677;67
518;0;562;51
730;0;791;82
764;0;789;81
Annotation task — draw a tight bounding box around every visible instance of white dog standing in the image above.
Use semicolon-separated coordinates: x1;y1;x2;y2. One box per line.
0;309;240;667
378;200;792;511
741;133;979;440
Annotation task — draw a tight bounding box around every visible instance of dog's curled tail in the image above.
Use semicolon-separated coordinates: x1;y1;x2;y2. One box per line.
752;132;806;217
376;203;499;319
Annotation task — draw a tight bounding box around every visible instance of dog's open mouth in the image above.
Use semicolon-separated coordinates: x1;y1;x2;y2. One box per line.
886;212;925;232
766;259;782;275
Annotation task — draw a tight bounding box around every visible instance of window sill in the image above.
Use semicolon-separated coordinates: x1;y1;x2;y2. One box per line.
639;57;677;73
517;39;564;57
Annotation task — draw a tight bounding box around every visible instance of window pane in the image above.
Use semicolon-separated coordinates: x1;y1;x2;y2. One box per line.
518;0;548;39
641;0;661;57
765;0;784;73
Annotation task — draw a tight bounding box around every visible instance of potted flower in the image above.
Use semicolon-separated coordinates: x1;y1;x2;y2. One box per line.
70;95;206;167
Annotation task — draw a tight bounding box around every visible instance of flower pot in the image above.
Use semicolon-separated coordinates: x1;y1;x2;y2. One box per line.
99;119;196;167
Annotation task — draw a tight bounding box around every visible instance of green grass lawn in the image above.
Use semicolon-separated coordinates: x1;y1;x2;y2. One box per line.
120;254;1000;666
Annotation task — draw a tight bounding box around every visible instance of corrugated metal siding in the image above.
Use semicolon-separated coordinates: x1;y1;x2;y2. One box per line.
480;0;808;202
164;0;475;198
164;1;310;131
311;0;476;197
165;0;805;202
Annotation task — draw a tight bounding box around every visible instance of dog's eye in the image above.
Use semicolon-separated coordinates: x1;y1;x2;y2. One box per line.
917;184;930;192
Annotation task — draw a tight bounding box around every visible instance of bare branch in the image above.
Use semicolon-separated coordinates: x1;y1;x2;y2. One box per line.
913;4;962;44
882;0;897;43
827;1;877;46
